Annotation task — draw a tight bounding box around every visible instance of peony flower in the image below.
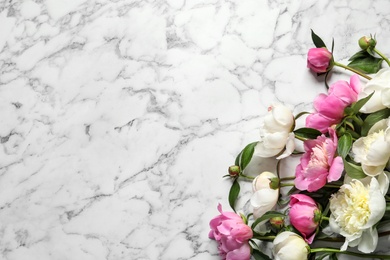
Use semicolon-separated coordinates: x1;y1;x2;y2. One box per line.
359;69;390;113
289;194;320;244
272;231;309;260
306;75;361;133
250;171;280;219
255;104;295;159
307;47;333;73
329;178;386;253
295;128;344;192
209;204;253;260
352;118;390;176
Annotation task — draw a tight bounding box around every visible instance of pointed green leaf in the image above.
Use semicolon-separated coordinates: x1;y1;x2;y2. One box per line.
350;91;374;114
252;249;272;260
337;133;352;158
331;38;335;52
240;142;258;171
294;127;322;140
311;29;327;48
251;211;285;229
343;159;366;179
348;50;368;61
361;108;390;136
235;151;242;166
348;55;383;74
228;178;240;212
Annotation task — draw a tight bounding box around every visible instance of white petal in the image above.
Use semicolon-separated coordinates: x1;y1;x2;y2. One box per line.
363;178;386;229
358;227;378;253
276;132;295;159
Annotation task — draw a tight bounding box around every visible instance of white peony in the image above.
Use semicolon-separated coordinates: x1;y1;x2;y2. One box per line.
250;171;279;219
359;68;390;113
352;118;390;176
255;103;295;159
272;231;309;260
329;177;386;253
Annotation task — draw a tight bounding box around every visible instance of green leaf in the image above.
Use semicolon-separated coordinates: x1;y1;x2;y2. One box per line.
337;133;352;158
331;38;335;52
234;151;242;166
311;29;327;48
343;159;366;179
294;127;322;140
252;249;272;260
349;50;368;61
240;142;258;171
251;211;285;229
350;91;374;114
330;253;339;260
228;178;240;212
348;53;383;74
361;108;390;136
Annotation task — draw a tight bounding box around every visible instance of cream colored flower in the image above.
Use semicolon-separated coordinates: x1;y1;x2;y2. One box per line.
329;178;386;253
359;68;390;113
255;104;295;159
250;171;279;219
352;118;390;176
272;231;309;260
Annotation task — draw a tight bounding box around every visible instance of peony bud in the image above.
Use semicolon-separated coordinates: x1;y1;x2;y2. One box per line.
251;171;280;219
289;194;320;244
270;216;284;231
228;165;240;177
272;231;309;260
307;47;333;73
358;36;376;50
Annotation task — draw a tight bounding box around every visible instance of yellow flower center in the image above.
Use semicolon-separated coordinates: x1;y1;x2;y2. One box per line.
330;180;370;234
362;130;384;153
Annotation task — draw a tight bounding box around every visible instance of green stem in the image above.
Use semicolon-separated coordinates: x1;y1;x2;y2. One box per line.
334;61;372;80
310;247;390;259
280;176;296;182
323;184;341;188
252;235;275;241
280;183;295;187
240;173;254;180
351;115;364;126
374;48;390;67
321;216;330;222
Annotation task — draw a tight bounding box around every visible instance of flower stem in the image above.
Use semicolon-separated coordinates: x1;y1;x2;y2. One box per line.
321;216;330;222
374;48;390;67
334;61;372;80
310;248;390;259
280;183;295;187
280;176;296;182
240;173;254;180
252;235;275;241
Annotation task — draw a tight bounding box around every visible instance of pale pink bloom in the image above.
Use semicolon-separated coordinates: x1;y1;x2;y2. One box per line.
209;204;253;260
295;128;344;192
306;75;361;133
307;48;333;73
289;194;319;244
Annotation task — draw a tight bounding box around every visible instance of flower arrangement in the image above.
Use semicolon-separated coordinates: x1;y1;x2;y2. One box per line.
209;30;390;260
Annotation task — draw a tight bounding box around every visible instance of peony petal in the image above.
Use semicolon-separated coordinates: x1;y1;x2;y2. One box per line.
255;141;283;158
251;189;279;219
363;178;386;229
226;243;251;260
328;156;343;182
358;228;378;253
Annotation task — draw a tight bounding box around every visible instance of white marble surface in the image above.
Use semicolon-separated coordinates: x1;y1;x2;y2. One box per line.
1;0;390;259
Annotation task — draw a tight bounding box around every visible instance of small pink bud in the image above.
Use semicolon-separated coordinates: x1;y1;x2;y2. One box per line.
307;47;333;73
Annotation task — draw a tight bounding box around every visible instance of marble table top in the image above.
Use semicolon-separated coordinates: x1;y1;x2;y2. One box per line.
1;0;390;259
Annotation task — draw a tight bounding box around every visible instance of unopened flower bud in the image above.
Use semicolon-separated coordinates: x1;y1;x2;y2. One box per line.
228;165;240;177
358;36;376;50
270;217;284;230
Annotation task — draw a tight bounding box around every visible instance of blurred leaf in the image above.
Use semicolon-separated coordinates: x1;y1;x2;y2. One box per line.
361;108;390;136
348;52;383;74
311;29;327;48
350;92;374;114
251;211;285;229
343;159;366;179
235;151;242;166
228;179;240;212
330;253;339;260
337;133;352;158
240;142;258;171
349;50;368;61
294;127;322;140
252;249;272;260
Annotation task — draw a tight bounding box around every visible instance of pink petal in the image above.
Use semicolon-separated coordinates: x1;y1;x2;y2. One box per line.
328;156;343;182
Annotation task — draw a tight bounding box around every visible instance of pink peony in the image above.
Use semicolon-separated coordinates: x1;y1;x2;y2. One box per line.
306;75;361;133
289;194;320;244
295;128;343;192
307;48;333;73
209;204;253;260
